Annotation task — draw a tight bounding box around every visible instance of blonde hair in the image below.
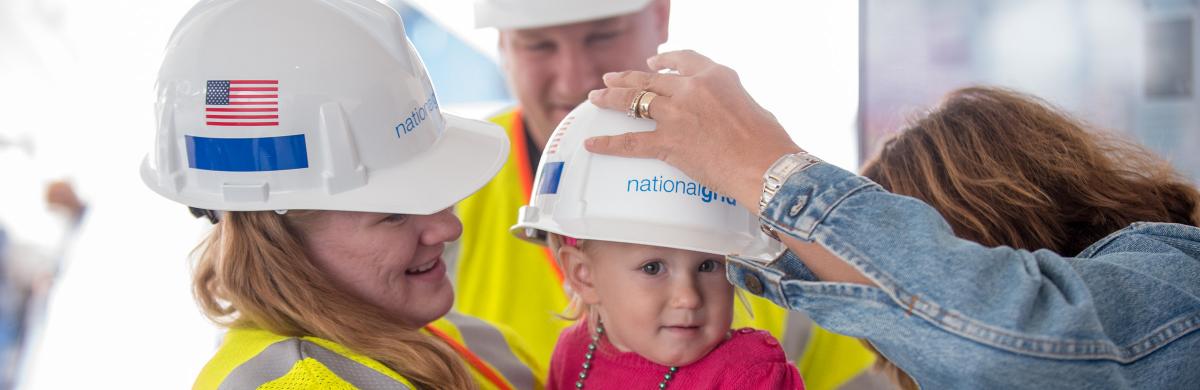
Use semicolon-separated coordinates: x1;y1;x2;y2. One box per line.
193;211;475;389
546;234;598;328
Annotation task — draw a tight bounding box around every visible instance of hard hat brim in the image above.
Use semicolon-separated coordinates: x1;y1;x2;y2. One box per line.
329;112;510;215
140;112;509;216
510;218;780;259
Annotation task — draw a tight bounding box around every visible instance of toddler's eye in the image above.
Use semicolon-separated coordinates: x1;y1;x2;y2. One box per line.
698;259;722;272
382;214;409;224
641;261;663;275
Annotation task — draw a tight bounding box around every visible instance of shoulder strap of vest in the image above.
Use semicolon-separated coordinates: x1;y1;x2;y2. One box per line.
219;333;413;390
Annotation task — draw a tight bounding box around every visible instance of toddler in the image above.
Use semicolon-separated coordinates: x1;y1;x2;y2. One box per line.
512;102;803;389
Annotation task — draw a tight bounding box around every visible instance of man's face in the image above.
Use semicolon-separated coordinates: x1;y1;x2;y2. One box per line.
498;3;668;149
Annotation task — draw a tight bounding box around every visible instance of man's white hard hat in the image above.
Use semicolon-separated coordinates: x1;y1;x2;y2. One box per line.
474;0;654;30
511;101;782;258
142;0;509;215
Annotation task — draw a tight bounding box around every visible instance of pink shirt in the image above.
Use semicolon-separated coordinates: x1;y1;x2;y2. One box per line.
548;323;805;389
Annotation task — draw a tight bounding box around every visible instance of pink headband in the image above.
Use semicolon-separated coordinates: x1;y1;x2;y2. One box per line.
563;236;579;247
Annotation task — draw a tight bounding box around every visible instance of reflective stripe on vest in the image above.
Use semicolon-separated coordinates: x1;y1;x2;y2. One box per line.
442;312;537;390
219;337;411;390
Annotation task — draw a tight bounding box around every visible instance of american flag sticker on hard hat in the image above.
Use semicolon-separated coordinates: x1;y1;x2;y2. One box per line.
187;79;308;172
205;80;279;126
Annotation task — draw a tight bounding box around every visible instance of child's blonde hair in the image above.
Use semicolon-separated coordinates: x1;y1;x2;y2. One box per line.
547;233;600;329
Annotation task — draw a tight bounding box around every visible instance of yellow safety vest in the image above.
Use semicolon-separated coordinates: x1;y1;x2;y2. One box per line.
454;107;875;390
194;327;419;390
195;312;544;390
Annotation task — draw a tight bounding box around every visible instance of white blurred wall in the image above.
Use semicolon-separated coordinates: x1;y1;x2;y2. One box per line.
664;1;860;169
12;0;221;389
410;0;861;169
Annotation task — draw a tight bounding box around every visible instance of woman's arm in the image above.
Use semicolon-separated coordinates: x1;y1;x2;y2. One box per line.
582;50;1151;354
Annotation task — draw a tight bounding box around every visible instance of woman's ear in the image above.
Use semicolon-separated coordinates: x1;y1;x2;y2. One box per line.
559;245;601;305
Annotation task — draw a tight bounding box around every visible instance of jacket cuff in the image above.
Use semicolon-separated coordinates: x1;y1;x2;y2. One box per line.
759;162;882;241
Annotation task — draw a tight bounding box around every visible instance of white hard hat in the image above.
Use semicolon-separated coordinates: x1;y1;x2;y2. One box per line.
511;102;782;258
474;0;654;30
142;0;509;215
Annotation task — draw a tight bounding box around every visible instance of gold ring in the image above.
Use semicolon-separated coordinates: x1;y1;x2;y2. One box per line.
636;91;658;119
628;90;649;118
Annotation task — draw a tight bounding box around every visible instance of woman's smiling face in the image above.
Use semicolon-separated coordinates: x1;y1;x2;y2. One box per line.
297;209;461;328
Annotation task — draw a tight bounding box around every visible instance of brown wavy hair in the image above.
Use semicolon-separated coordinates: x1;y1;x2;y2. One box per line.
859;86;1200;389
193;211;475;389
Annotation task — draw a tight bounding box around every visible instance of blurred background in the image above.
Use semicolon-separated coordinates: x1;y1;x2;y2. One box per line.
0;0;1194;388
861;0;1200;181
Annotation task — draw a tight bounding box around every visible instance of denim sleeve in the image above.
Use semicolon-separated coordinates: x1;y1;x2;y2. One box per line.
729;162;1126;360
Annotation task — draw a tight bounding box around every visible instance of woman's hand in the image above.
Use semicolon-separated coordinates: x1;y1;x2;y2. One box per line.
586;50;802;212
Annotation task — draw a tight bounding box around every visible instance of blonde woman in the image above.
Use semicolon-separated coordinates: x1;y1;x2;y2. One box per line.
143;0;538;388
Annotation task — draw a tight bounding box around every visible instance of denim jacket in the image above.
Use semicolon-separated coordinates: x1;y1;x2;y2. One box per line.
727;162;1200;389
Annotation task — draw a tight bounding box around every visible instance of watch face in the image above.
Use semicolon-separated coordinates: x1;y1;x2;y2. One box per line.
772;156;803;176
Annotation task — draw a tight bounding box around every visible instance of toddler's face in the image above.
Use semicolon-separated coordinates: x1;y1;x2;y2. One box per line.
580;241;733;367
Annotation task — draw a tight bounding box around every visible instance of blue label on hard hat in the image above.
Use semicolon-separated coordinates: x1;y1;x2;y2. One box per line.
395;92;441;138
185;134;309;172
539;161;565;194
626;175;737;206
